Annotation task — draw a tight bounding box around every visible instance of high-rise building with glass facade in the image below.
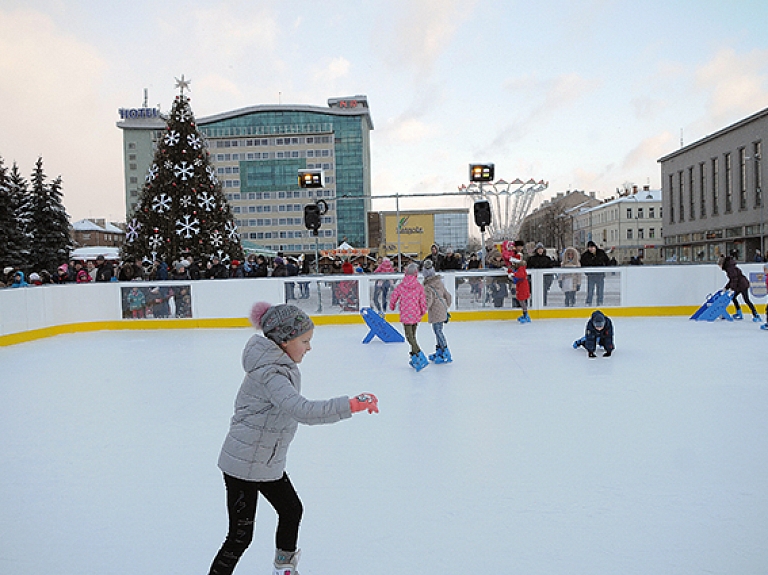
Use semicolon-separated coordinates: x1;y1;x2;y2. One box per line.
117;95;373;252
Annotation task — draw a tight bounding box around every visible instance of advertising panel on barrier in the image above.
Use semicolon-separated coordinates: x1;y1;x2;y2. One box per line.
121;285;192;319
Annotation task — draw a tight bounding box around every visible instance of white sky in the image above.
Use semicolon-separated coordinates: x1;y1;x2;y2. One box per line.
1;318;767;574
2;0;768;222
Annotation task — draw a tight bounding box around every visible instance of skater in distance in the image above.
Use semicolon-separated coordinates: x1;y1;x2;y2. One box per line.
389;262;429;371
422;259;453;364
208;302;378;575
573;310;615;358
718;253;762;322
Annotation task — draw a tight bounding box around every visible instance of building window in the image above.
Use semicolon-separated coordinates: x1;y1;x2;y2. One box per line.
638;228;644;239
724;152;732;213
712;157;719;216
739;147;747;210
649;228;655;238
754;141;762;208
668;174;675;223
699;162;706;218
649;207;655;218
688;166;695;221
128;142;136;150
678;171;685;222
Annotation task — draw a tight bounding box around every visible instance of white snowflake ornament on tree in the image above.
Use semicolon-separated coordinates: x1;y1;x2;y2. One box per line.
174;161;194;181
180;195;193;208
176;215;200;238
197;191;216;211
206;166;217;184
187;134;202;149
210;230;224;247
225;221;239;240
152;193;172;213
149;233;163;250
145;164;158;183
164;130;180;146
126;218;141;243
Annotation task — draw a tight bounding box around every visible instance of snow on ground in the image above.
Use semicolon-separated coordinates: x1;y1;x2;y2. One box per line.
1;317;767;575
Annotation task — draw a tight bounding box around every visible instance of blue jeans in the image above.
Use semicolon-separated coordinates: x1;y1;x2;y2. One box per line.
585;273;604;305
432;321;448;349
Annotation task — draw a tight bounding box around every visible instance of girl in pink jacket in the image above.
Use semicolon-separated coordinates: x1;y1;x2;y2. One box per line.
389;263;428;371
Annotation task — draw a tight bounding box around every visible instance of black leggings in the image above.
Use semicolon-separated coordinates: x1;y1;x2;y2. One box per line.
208;472;303;575
732;288;759;317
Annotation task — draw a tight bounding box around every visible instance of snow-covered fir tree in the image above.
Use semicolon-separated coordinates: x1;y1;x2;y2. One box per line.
123;76;243;266
27;157;72;272
0;156;30;270
9;161;32;248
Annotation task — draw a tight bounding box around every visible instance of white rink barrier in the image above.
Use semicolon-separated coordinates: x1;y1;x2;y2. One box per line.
1;264;766;344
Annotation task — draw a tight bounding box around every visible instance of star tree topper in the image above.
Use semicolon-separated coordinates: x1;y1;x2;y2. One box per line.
175;74;192;95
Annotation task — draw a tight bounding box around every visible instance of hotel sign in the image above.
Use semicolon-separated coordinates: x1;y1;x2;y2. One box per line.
118;107;160;119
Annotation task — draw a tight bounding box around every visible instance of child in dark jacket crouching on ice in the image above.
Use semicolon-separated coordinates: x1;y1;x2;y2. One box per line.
573;310;615;358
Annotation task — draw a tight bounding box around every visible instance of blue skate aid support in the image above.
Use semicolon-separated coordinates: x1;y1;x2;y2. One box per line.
690;289;734;321
360;307;405;343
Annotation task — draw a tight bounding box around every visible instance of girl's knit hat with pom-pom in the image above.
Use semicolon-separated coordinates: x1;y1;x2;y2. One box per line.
405;262;420;276
250;302;314;344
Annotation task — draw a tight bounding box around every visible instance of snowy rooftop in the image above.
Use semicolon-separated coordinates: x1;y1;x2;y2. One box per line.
0;317;766;574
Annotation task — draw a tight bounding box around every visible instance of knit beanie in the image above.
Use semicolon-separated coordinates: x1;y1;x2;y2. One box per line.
421;259;436;279
250;302;314;344
405;262;419;276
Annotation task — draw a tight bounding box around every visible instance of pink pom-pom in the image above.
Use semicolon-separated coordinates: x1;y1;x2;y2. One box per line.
250;302;272;328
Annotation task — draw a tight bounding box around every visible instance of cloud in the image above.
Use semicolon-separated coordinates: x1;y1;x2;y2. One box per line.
384;0;478;76
482;72;597;155
0;8;124;220
695;47;768;126
623;131;675;171
386;117;436;143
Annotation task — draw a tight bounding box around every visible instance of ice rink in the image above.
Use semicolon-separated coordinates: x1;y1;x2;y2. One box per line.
1;316;767;575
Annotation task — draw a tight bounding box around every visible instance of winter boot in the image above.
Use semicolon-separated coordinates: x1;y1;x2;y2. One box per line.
573;337;585;349
762;323;768;331
428;347;440;362
273;548;300;575
409;354;417;368
734;309;744;320
753;314;762;323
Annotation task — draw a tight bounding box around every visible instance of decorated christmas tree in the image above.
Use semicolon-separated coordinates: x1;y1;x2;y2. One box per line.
123;76;243;266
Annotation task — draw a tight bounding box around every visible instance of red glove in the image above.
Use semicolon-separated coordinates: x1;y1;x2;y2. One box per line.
350;393;379;414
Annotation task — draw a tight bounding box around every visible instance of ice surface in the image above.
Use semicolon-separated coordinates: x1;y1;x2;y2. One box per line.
1;317;767;575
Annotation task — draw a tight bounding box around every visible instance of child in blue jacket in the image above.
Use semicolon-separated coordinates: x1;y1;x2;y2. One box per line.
573;310;614;358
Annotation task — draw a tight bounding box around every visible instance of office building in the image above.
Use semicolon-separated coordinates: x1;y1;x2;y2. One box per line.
659;107;767;262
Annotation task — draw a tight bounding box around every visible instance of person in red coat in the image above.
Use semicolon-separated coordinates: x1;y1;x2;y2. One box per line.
508;258;531;323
